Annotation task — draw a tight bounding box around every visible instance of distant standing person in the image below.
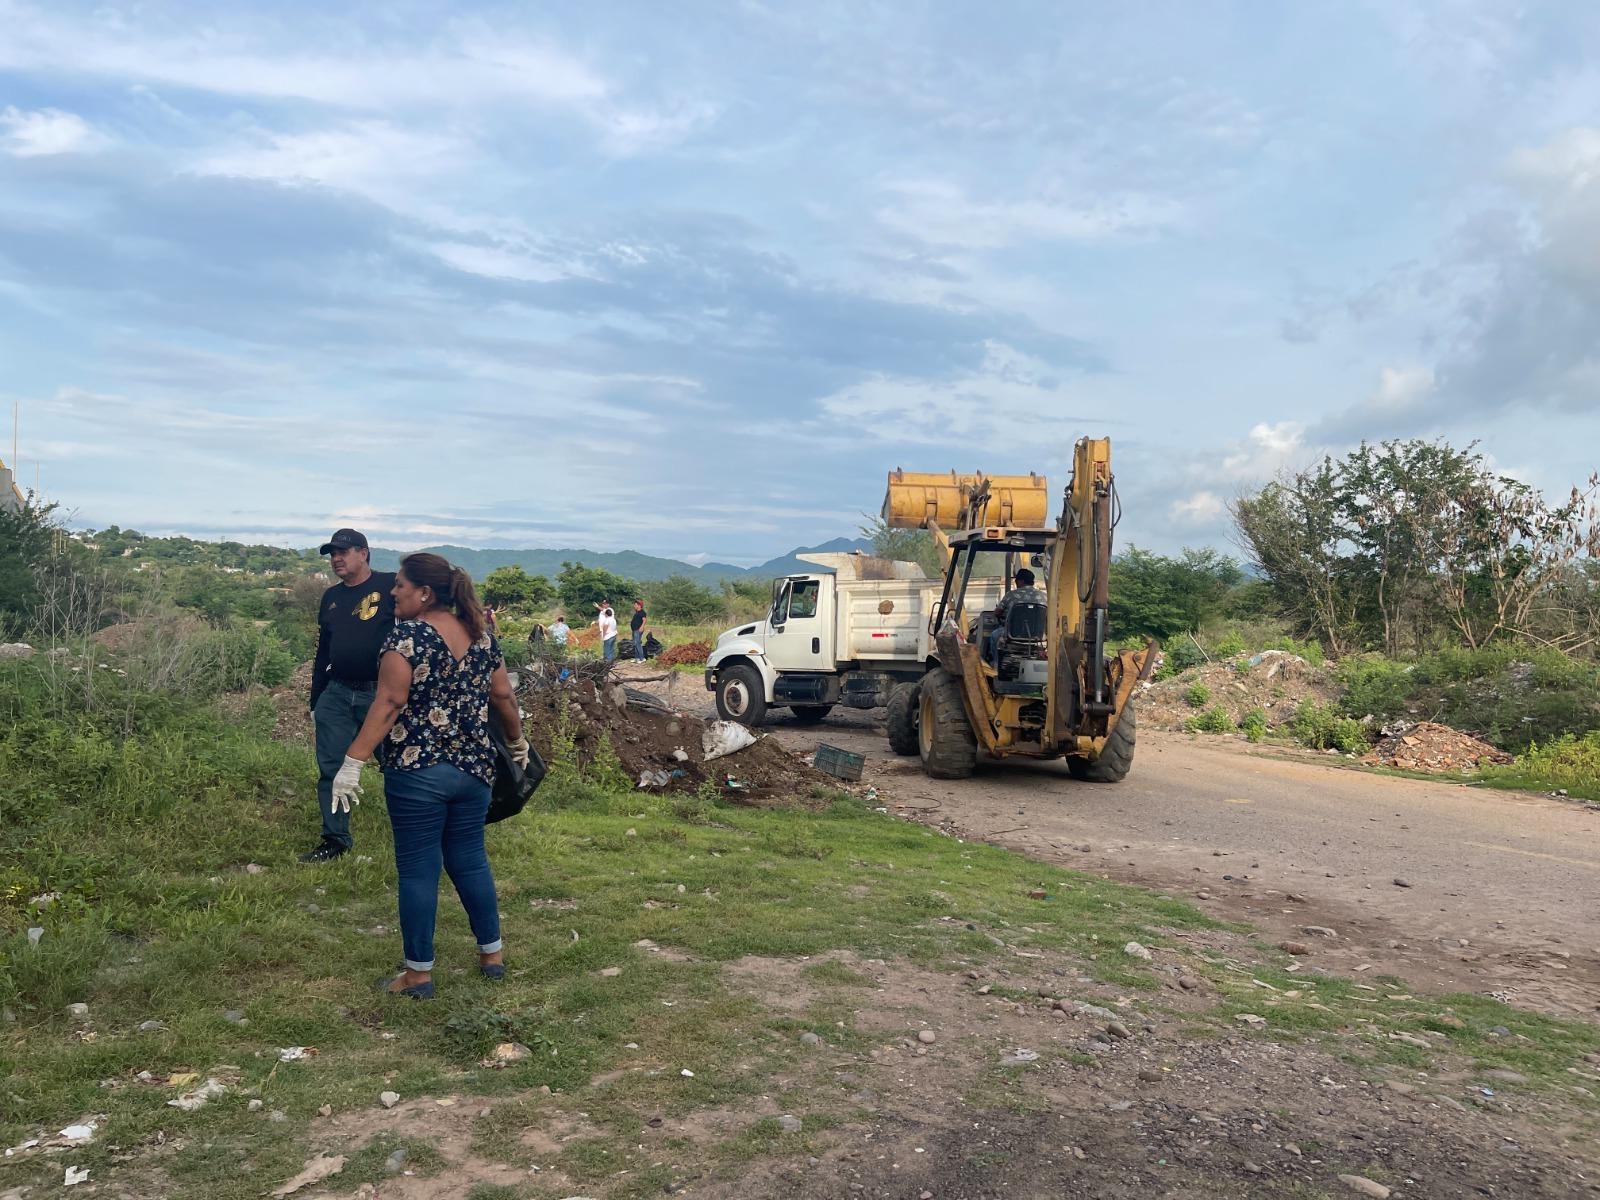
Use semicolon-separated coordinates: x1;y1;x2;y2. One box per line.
304;528;396;864
484;605;499;634
331;552;528;999
550;615;569;648
597;600;618;662
631;599;648;661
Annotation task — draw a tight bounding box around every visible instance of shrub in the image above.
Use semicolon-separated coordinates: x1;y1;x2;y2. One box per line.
1239;708;1269;742
1481;732;1600;800
1183;682;1211;708
1337;655;1414;722
1291;700;1368;753
1158;638;1207;679
1211;630;1246;658
1185;706;1235;734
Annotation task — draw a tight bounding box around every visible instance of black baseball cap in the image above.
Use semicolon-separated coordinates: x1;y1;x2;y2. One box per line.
319;528;369;554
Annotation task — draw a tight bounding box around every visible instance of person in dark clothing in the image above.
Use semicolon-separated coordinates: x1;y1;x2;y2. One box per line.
303;528;397;863
630;599;648;662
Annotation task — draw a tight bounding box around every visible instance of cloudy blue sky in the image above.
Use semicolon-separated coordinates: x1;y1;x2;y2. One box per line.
3;1;1598;566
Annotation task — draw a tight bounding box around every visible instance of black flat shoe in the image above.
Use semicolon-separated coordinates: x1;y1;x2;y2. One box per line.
299;840;349;864
377;973;434;1000
480;962;505;981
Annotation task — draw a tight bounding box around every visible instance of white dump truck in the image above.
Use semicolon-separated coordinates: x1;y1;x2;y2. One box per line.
704;552;1001;726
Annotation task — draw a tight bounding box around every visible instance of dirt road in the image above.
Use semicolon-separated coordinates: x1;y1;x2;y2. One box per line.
641;671;1600;1018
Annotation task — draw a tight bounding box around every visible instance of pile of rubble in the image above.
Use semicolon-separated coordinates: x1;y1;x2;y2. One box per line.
1362;721;1511;774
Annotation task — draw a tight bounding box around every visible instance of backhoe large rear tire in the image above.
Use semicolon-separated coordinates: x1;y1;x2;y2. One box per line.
885;682;919;756
918;669;976;779
715;664;767;727
1068;701;1136;783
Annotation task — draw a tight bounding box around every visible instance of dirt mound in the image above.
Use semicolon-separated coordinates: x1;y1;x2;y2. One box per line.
1363;720;1511;773
658;641;710;667
1141;649;1339;730
521;678;833;804
217;660;317;744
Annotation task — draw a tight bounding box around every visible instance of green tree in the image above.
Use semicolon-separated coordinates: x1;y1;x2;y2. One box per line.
556;561;639;616
1108;546;1243;642
644;575;726;623
0;498;59;634
482;565;556;611
858;515;944;578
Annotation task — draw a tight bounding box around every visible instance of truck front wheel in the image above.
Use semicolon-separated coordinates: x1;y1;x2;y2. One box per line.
886;682;919;755
918;669;976;779
715;664;768;727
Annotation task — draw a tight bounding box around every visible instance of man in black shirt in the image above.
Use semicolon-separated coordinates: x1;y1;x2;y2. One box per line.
302;528;396;863
630;599;648;661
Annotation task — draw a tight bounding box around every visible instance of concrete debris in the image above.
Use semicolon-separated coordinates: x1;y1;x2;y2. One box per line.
1364;721;1510;773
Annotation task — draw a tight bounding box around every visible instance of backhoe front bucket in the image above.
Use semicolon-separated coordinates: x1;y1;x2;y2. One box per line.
882;470;1049;531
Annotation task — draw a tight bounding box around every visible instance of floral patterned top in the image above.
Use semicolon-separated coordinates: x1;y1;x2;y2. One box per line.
378;620;504;783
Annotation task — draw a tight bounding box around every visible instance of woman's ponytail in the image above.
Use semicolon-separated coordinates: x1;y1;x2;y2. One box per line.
451;566;487;641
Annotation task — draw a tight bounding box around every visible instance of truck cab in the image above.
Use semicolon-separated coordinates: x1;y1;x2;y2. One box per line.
704;553;938;726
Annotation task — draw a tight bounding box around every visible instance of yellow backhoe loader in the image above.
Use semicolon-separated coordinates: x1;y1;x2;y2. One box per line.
881;437;1153;780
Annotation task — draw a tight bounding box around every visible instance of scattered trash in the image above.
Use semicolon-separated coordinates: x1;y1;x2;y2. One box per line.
58;1119;98;1144
999;1048;1039;1066
277;1046;317;1062
166;1072;199;1087
703;720;758;761
379;1091;400;1108
637;769;672;789
680;1068;695;1077
64;1165;91;1186
27;927;42;947
725;776;750;791
271;1153;347;1197
66;1002;89;1020
168;1079;227;1111
672;748;689;762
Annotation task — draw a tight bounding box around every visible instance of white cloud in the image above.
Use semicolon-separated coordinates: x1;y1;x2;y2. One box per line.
1217;421;1308;482
0;106;102;156
1169;490;1225;525
876;179;1183;250
424;239;588;284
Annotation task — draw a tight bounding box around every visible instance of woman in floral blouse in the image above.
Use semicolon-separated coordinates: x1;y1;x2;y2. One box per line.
334;552;530;999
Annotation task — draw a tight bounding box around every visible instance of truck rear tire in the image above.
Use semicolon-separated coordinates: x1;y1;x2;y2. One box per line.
789;704;833;724
1068;701;1136;782
886;682;919;755
918;669;976;779
715;664;767;727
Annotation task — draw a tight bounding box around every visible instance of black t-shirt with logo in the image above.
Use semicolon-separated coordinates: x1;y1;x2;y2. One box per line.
631;607;646;632
311;572;397;707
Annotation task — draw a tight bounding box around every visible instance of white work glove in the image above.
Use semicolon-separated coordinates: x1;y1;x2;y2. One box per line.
330;756;365;813
507;737;531;769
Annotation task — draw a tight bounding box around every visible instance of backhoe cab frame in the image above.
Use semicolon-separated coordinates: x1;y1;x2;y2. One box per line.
887;439;1153;779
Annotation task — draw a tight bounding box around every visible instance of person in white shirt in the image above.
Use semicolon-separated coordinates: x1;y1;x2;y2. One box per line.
597;601;618;662
550;615;570;647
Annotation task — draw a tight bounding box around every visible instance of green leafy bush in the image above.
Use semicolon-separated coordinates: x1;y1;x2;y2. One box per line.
1481;732;1600;801
1337;655;1414;722
1183;682;1211;708
1158;638;1207;679
1290;700;1368;753
1185;706;1235;734
1211;631;1246;658
1239;709;1269;742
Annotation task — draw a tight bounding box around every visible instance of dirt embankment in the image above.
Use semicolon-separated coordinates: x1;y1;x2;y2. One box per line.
1140;650;1339;730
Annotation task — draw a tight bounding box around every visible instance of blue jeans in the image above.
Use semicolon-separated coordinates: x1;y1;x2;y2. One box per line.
633;629;646;661
313;680;375;848
383;763;502;972
603;635;617;662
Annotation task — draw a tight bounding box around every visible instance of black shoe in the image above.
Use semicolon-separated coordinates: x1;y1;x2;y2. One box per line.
298;840;349;864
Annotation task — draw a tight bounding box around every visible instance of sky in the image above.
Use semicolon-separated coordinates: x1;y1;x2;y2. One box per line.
2;1;1598;567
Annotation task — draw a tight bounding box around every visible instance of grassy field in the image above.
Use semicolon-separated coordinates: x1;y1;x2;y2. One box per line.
3;657;1598;1198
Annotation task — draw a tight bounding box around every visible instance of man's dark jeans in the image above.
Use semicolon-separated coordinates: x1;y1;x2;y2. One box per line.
313;680;375;848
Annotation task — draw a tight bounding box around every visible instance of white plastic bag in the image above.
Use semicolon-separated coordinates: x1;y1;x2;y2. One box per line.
701;720;758;761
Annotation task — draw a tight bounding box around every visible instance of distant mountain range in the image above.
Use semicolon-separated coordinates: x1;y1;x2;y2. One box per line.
366;536;873;583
